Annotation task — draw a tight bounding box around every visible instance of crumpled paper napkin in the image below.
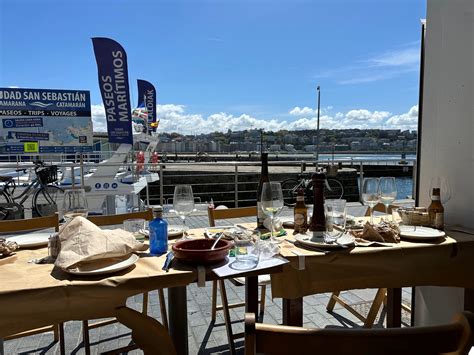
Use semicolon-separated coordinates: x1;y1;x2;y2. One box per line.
55;216;147;270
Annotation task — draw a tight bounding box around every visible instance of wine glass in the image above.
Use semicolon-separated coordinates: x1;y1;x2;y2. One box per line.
362;178;380;225
173;185;195;239
62;189;88;222
260;182;284;243
379;177;397;219
429;176;452;204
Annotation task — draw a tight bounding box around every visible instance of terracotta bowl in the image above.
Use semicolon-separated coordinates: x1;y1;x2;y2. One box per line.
172;238;232;265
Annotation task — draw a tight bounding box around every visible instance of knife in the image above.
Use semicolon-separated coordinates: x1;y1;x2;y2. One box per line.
162;251;174;272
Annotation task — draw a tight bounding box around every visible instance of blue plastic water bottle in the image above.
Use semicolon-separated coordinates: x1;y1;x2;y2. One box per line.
149;206;168;254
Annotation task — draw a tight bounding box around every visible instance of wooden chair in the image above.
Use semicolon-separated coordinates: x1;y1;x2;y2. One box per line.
83;209;168;354
326;203;404;328
0;214;65;355
208;205;269;355
245;311;474;355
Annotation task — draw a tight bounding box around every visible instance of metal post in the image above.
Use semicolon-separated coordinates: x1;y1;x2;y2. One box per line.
159;164;164;207
80;154;85;189
234;164;239;207
359;162;364;203
412;159;417;199
315;86;321;166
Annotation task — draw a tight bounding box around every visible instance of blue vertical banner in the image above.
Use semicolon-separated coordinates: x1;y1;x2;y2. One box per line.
137;79;157;132
91;37;133;144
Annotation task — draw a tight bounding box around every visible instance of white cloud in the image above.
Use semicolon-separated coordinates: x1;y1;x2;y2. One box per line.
90;103;418;134
289;106;315;116
367;47;419;68
385;105;418;130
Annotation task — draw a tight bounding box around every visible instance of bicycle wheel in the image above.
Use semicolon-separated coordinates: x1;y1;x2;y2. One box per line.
325;178;344;200
0;191;10;220
280;178;301;206
33;185;65;217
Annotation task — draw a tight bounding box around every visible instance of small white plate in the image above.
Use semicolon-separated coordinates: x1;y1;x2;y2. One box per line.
64;254;139;276
204;226;236;239
295;233;355;249
6;232;52;248
168;225;184;238
399;226;446;240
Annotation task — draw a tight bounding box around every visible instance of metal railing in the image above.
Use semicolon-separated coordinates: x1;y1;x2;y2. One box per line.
0;157;417;210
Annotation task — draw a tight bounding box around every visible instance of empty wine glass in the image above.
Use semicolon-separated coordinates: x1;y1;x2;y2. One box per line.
379;177;397;219
260;182;284;243
429;176;452;204
362;178;380;225
173;185;195;239
62;189;88;222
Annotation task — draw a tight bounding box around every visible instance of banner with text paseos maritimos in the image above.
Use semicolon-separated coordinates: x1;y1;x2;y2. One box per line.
0;88;93;154
92;37;133;145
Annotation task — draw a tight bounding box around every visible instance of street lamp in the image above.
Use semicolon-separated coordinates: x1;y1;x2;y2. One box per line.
315;85;321;167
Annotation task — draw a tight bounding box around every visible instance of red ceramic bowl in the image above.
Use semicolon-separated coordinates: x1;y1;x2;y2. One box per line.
172;238;232;265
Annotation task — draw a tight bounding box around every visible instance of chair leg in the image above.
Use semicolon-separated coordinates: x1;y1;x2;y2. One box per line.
142;292;149;315
211;280;218;322
158;289;169;330
219;280;236;355
326;291;340;312
59;323;65;355
82;320;91;355
53;324;59;342
364;288;387;328
259;285;267;317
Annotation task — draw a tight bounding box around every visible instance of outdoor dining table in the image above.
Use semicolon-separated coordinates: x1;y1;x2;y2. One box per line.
271;222;474;327
0;227;284;355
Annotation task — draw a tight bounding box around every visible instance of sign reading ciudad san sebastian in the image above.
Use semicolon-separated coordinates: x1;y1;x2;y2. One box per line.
0;88;93;154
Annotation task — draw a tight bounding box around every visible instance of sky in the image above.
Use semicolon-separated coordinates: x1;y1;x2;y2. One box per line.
0;0;426;134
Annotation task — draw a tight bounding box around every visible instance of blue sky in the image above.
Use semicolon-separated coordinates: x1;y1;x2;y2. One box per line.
0;0;426;133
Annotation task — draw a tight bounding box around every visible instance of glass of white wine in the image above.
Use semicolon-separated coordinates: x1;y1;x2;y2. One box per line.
173;185;195;240
379;177;397;219
362;178;380;225
62;189;88;223
260;182;284;243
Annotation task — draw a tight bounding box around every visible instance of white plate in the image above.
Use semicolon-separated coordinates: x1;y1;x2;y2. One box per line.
204;226;236;239
6;232;52;248
399;226;446;240
64;254;139;276
295;233;355;249
168;225;184;237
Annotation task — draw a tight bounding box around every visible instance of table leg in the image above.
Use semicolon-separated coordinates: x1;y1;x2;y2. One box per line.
386;288;402;327
245;276;258;319
282;298;303;326
168;286;188;355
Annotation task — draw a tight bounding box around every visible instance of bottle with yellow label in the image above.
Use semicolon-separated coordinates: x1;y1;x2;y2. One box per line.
428;188;444;230
294;188;308;233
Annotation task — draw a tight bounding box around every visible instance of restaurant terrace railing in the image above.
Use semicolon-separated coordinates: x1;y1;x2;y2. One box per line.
0;155;417;215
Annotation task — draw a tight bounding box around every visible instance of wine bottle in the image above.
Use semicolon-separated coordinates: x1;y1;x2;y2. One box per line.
257;152;269;229
428;188;444;230
309;172;326;238
294;188;308;233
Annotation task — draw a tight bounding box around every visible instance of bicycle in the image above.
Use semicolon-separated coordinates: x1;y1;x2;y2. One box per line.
0;161;64;220
281;173;344;206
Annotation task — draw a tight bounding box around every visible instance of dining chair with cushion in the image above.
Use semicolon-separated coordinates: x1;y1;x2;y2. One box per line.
208;205;269;355
83;209;168;354
244;311;474;355
0;214;65;355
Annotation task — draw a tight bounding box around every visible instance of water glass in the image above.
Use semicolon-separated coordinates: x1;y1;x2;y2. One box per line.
324;199;347;242
123;218;146;241
231;230;260;270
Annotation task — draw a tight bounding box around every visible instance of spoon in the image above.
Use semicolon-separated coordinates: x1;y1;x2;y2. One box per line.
211;232;224;250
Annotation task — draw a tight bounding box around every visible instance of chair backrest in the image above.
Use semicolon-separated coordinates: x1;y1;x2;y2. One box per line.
207;206;257;227
0;214;59;233
87;209;153;226
365;203;396;216
244;312;474;355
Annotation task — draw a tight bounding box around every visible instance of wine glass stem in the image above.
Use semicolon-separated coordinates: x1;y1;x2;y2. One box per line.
270;215;274;240
182;217;187;237
370;206;374;225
